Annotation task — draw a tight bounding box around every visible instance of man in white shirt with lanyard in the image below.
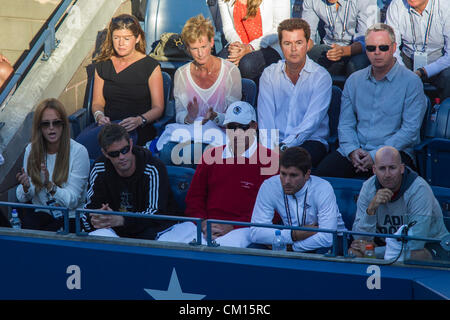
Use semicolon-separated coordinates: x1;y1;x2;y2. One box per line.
386;0;450;100
257;18;332;167
302;0;377;76
250;147;347;253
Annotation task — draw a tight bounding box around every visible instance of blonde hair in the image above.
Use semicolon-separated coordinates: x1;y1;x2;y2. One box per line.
181;14;215;46
27;98;71;191
224;0;262;19
94;14;146;62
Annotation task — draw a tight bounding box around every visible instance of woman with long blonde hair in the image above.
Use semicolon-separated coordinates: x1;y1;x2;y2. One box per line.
16;98;90;231
217;0;290;84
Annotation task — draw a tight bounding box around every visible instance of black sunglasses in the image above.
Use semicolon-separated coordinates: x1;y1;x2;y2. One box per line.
226;123;251;131
40;120;64;128
366;45;390;52
106;145;131;158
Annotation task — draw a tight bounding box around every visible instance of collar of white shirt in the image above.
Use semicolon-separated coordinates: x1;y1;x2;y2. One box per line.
281;56;316;83
222;136;258;159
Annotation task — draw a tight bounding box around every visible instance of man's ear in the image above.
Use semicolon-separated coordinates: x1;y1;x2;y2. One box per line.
129;138;133;149
101;148;108;158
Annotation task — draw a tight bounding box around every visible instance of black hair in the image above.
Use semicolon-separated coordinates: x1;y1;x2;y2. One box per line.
280;147;312;175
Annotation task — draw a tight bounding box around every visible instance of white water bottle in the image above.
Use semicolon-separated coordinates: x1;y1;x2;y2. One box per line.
272;230;286;251
10;209;21;229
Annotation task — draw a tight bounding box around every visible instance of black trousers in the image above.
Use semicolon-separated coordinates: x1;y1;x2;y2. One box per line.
315;150;416;179
218;45;281;85
17;207;75;232
298;140;328;168
401;51;450;101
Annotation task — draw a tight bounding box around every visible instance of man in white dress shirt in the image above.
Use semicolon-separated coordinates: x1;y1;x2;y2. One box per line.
386;0;450;100
257;18;332;167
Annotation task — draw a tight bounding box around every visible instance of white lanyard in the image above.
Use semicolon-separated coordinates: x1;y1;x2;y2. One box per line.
326;0;351;41
409;0;435;52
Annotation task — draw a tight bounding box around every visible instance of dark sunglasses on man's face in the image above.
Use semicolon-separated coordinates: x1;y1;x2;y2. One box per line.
106;145;131;158
366;45;390;52
40;120;64;128
226;123;251;131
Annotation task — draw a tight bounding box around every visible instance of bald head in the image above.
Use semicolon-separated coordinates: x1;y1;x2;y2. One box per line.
375;146;402;166
373;146;405;191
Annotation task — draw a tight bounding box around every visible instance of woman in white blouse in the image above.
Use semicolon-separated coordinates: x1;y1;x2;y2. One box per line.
218;0;290;83
16;98;90;231
157;14;242;166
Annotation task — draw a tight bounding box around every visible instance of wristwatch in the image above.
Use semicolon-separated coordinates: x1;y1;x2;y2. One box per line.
47;182;57;196
417;68;427;80
139;115;148;127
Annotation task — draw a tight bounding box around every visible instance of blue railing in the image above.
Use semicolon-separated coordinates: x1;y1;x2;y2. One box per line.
0;0;77;108
1;200;448;268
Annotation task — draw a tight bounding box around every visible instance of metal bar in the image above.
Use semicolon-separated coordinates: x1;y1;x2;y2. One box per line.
0;0;75;106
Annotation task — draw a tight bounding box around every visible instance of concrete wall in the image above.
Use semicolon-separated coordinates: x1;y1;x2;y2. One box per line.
0;0;60;66
0;0;131;207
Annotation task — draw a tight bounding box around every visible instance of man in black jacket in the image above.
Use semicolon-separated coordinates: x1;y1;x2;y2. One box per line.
85;123;178;239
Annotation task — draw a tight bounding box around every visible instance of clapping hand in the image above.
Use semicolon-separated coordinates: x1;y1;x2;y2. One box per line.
16;167;30;193
186;96;199;123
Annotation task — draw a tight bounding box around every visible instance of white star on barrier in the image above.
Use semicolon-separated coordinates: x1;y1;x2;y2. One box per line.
144;268;206;300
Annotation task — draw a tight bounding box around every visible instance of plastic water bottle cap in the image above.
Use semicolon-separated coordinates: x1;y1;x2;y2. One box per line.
275;230;281;236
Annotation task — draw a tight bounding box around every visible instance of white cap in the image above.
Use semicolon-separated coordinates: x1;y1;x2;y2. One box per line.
223;101;256;125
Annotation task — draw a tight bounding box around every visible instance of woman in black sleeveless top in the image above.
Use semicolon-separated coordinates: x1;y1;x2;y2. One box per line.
92;14;164;146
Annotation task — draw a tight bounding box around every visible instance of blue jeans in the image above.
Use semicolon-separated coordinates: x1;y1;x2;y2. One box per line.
307;44;370;77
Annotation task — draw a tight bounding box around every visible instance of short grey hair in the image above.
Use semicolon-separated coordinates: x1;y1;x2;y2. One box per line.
365;23;396;44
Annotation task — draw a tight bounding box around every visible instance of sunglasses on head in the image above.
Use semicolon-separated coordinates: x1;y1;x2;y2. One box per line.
366;45;391;52
226;123;251;131
106;145;131;158
40;120;64;128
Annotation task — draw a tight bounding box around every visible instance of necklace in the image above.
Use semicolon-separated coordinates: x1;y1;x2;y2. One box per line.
194;58;216;75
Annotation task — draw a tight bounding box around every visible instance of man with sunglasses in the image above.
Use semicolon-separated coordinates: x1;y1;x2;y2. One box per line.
302;0;376;76
157;101;278;247
84;123;178;239
258;18;331;167
386;0;450;100
316;23;427;178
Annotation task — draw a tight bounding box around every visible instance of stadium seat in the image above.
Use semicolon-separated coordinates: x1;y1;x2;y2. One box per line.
154;71;175;136
432;185;450;232
241;78;257;107
166;165;196;212
415;98;450;187
327;85;343;152
322;177;363;230
144;0;222;70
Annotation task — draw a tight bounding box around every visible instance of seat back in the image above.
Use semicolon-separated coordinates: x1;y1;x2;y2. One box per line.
322;177;363;230
435;98;450;139
241;78;257;107
144;0;221;69
327;85;343;151
431;185;450;232
166;165;196;212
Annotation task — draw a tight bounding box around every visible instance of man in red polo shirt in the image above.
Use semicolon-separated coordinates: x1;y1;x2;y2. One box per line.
157;101;278;247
